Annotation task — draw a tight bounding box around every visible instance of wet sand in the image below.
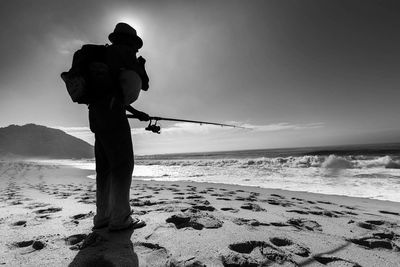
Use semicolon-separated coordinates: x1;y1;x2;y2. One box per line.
0;160;400;266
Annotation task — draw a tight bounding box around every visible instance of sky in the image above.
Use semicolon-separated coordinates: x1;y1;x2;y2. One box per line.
0;0;399;155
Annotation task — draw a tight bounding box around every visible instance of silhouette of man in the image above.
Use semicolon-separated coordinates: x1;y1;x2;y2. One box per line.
89;23;149;231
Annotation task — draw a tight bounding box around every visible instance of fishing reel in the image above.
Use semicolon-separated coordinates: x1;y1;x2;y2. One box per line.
145;119;161;134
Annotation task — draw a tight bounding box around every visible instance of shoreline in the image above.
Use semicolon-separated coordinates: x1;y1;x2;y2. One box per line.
1;160;399;266
132;176;400;206
23;157;400;203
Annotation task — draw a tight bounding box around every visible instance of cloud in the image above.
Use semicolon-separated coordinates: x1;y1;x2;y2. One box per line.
55;38;86;55
241;122;324;132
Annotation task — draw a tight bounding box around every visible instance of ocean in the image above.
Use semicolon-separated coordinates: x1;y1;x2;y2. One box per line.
33;143;400;202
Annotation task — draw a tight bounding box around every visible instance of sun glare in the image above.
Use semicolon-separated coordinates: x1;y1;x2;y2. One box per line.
108;12;145;37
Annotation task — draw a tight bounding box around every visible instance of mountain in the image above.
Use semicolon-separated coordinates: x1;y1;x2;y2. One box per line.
0;124;94;159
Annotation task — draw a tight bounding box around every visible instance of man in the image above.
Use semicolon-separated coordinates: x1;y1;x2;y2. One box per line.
89;23;149;231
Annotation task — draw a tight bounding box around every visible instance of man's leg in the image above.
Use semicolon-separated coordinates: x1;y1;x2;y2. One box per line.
109;158;134;228
110;127;134;228
93;135;112;228
95;127;134;229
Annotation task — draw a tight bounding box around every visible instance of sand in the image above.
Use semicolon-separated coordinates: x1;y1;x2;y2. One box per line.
0;160;399;267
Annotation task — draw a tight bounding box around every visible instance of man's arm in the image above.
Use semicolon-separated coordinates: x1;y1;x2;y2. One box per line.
125;105;150;121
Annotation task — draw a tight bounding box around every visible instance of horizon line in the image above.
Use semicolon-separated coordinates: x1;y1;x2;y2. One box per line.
135;141;400;157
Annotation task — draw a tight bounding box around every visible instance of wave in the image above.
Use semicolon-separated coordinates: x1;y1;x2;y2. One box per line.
353;173;400;179
136;154;400;170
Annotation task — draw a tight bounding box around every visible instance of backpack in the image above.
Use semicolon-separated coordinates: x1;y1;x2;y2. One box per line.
61;44;114;104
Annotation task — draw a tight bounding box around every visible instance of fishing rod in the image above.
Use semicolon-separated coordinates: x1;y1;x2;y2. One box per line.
127;115;248;134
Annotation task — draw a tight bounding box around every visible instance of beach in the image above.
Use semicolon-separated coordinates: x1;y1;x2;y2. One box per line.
1;160;400;267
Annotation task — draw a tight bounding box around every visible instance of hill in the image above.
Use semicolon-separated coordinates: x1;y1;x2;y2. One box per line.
0;124;93;159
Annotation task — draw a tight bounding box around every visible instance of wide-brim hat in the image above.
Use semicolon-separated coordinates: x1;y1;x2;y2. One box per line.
108;22;143;49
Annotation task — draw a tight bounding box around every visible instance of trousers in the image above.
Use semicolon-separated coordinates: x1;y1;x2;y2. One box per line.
89;102;134;228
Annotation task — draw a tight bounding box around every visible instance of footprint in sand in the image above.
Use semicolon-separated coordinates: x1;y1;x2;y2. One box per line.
287;209;341;218
270;222;291;227
379;210;400;216
356;220;397;230
292;197;305;203
130;199;159;207
64;211;95;226
348;231;400;251
263;198;294;207
134;242;172;267
190;205;216;212
55;192;73;199
309;210;341;218
31;241;45;250
170;258;206;267
287;209;309;215
240;203;265;212
77;194;96;204
71;211;95;220
13;240;34;248
11;220;26;226
249;192;260;196
166;210;223;230
356;221;377;230
36;215;51;220
34;207;62;214
186;195;204;199
189;198;210;205
269;237;310;257
220;207;240;213
222;241;295;266
313;256;361;267
224;191;237;196
236;195;258;202
317;200;335;205
152;205;183;213
216;197;232;201
186;185;197;191
287;218;322;232
232;218;269;227
13;240;46;251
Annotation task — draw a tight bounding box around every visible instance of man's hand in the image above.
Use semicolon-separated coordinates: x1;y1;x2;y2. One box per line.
125;105;150;121
136;111;150;121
